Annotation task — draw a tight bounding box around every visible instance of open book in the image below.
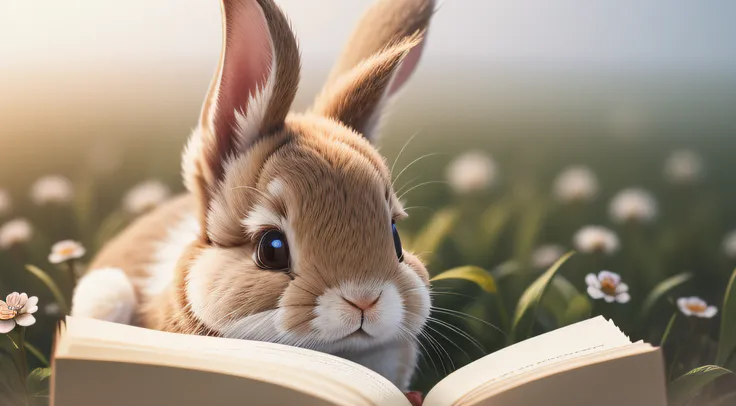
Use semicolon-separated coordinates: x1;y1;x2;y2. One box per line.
50;316;667;406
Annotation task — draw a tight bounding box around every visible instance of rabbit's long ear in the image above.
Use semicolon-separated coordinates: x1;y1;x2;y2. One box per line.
183;0;299;231
311;0;434;142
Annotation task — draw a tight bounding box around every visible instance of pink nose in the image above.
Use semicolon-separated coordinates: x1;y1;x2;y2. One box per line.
343;295;381;311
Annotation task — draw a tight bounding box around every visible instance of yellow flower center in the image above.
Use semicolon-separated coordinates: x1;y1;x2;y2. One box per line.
57;246;76;256
600;277;618;296
686;303;707;313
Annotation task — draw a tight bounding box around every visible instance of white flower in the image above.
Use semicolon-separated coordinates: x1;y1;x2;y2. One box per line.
48;240;86;264
664;150;703;185
609;188;658;224
552;166;599;203
677;296;718;318
0;292;38;333
723;230;736;259
445;151;497;194
0;218;33;249
585;271;630;303
44;302;61;317
0;189;10;215
573;226;619;255
123;180;171;214
531;244;565;269
30;175;74;205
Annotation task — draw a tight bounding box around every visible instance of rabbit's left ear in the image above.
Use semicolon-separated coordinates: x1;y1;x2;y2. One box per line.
311;0;434;143
183;0;300;235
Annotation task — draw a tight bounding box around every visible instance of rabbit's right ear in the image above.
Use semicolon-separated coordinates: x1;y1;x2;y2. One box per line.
182;0;300;236
311;0;434;143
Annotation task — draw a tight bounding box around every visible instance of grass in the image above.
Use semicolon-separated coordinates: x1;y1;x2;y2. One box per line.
2;89;736;403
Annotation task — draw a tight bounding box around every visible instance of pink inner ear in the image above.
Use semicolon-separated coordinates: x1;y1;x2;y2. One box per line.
388;38;426;95
212;0;274;141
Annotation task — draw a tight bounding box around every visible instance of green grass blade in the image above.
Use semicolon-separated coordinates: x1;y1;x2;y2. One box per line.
410;207;459;266
431;266;497;293
25;265;70;315
641;272;692;320
659;313;677;347
667;365;735;406
562;294;592;326
24;342;49;367
481;199;513;258
512;199;547;265
510;251;575;343
716;268;736;367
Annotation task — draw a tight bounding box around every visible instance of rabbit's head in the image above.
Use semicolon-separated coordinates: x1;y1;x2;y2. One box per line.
180;0;434;354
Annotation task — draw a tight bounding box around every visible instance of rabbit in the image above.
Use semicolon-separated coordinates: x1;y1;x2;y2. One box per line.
71;0;436;392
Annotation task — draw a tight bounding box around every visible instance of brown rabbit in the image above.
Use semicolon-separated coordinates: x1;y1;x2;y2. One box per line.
71;0;435;391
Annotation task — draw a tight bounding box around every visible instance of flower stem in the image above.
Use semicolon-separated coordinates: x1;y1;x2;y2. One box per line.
65;260;78;285
18;327;29;398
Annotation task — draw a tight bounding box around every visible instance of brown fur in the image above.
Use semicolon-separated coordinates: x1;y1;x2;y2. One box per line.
79;0;435;389
324;0;435;89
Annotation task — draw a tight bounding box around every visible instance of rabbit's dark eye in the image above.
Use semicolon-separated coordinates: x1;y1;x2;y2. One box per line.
255;230;290;271
392;220;404;262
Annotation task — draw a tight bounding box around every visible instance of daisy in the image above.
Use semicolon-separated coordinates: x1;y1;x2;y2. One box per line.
44;302;62;317
0;189;10;215
531;244;565;269
573;226;619;255
609;188;658;224
30;175;74;205
552;166;598;203
49;240;86;264
586;271;630;303
0;218;33;249
0;292;38;333
123;180;171;214
677;296;717;318
445;151;497;194
664;150;703;185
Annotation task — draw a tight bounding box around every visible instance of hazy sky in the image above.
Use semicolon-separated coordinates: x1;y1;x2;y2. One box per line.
2;0;735;75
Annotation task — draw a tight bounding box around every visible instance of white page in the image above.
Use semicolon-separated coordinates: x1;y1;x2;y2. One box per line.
424;317;632;406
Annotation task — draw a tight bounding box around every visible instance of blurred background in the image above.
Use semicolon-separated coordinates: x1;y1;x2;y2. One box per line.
2;0;736;402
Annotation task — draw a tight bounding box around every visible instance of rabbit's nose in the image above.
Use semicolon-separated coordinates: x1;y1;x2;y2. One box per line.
342;292;382;311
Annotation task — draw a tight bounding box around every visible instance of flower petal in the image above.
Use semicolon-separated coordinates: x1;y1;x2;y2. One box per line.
18;293;28;306
25;296;38;309
603;294;616;303
585;273;600;288
703;306;718;318
25;306;38;314
0;319;15;333
587;286;604;299
616;283;629;293
616;292;631;303
15;313;35;327
6;292;19;305
598;271;620;284
677;298;692;316
48;253;63;264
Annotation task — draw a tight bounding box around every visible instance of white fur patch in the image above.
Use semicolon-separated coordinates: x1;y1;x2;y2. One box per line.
71;268;136;324
266;178;286;198
144;214;200;300
399;262;431;333
241;204;285;235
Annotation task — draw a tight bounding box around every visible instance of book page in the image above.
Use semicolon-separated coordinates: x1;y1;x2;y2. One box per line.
57;317;409;406
424;317;633;406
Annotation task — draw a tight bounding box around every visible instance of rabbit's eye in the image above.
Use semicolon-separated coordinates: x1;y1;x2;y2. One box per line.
392;220;404;262
255;230;290;271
